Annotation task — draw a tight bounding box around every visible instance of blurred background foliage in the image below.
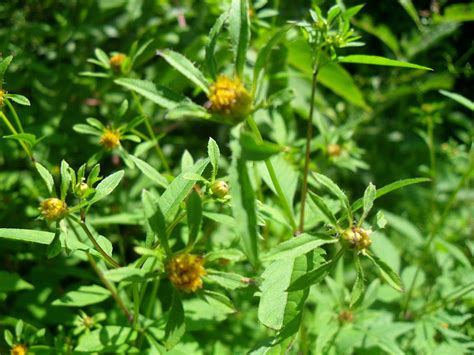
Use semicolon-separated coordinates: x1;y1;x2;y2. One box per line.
0;0;473;353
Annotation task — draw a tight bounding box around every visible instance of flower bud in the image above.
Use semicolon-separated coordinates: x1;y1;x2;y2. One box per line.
327;143;342;157
167;253;206;293
75;181;90;198
40;198;68;222
109;53;126;71
99;128;121;150
342;227;372;252
210;180;229;198
208;75;252;123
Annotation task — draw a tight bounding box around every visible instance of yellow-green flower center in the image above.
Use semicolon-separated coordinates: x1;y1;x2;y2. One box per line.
167;253;206;293
99;129;121;149
11;344;28;355
40;198;68;222
208;75;252;121
342;227;372;252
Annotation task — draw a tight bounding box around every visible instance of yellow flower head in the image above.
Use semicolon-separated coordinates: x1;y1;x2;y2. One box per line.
342;227;372;252
109;53;126;70
11;344;28;355
208;75;252;121
99;128;121;150
167;253;206;293
40;198;68;222
327;143;342;157
0;89;6;107
210;180;229;198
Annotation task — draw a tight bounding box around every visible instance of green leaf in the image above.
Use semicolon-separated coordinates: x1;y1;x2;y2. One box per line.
52;285;111;307
308;192;340;228
0;271;34;292
366;252;404;292
240;132;282;161
186;190;202;247
35;162;55;195
94;48;110;67
252;26;290;93
142;190;170;253
204;248;245;263
46;229;62;259
207;137;220;180
338;55;432;70
262;233;336;262
287;259;333;292
103;267;150;283
203;290;236;313
75;326;137;352
0;228;55;244
350;255;365;307
73;124;102;136
313;172;352;224
360;182;376;224
88;170;124;205
115;78;183;109
229;0;250;77
258;256;309;330
5;94;30;106
351;178;430;213
439;90;474;111
60;160;71;200
130;155;168;188
165;291;185;349
230;139;259;267
0;55;13;83
157;49;209;94
206;12;228;79
205;270;250;290
399;0;421;29
434;3;474;23
3;133;37;146
159;158;209;220
355;15;400;56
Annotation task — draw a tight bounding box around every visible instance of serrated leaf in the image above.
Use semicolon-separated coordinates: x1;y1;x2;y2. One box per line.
207;137;220;179
52;285;111;307
115;78;183;109
206;12;228;79
313;172;352;224
366;252;404;292
338;55;432;70
165;291;185;349
308;192;339;228
186;190;202;247
35;162;55;195
157;49;209;94
262;233;335;262
159;159;209;220
130;155;168;188
229;0;250;77
360;182;376;224
88;170;124;205
350;255;365;307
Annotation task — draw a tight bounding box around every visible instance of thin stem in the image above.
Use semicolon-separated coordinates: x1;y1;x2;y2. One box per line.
87;253;133;322
70;215;121;269
299;66;320;233
246;115;297;232
132;92;171;174
6;99;25;133
0;111;33;159
133;283;140;326
402;151;474;316
420;281;474;315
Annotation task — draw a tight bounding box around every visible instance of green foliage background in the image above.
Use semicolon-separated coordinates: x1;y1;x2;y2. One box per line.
0;0;473;353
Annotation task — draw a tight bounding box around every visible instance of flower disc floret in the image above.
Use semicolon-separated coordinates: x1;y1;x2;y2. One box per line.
0;89;6;107
11;344;28;355
167;253;206;293
342;227;372;252
208;75;252;121
40;198;68;222
99;128;121;149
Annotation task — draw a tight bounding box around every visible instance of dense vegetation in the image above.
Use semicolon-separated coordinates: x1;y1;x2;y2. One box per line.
1;0;473;354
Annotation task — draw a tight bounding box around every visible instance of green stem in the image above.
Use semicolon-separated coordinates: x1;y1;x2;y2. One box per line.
133;283;140;326
0;111;33;159
421;281;474;315
70;215;121;269
87;253;133;322
6;99;25;133
402;150;474;316
246;115;297;232
299;65;320;233
132;92;171;174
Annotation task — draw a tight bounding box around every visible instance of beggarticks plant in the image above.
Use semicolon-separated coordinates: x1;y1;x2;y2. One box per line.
4;0;473;354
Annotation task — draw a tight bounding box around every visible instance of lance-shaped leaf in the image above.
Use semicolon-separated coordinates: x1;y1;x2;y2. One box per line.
359;182;376;225
130;155;168;189
5;94;30;106
308;191;339;228
230;140;259;267
88;170;124;205
366;252;403;292
206;12;228;80
439;90;474;111
258;256;309;330
157;49;210;94
229;0;250;77
159;159;209;220
0;55;13;84
142;190;170;253
207;137;220;180
350;255;365;307
240;132;282;161
35;162;55;195
115;78;184;109
338;55;432;70
164;291;185;349
186;190;202;247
